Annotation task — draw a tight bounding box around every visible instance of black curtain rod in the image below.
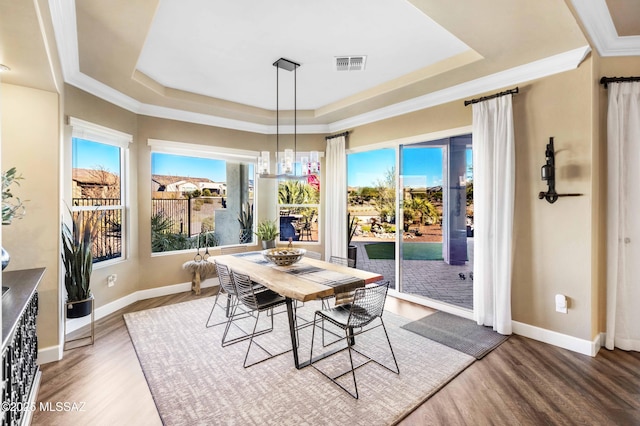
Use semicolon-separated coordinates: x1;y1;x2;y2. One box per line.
325;131;350;140
464;87;519;106
600;76;640;88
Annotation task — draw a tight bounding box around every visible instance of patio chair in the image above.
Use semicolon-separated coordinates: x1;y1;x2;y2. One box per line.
231;270;291;368
309;281;399;399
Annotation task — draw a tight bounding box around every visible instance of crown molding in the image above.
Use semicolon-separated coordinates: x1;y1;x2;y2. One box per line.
50;0;591;136
328;45;591;133
571;0;640;57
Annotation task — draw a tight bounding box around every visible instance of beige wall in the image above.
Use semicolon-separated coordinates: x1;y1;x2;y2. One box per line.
349;100;472;148
1;83;60;348
511;61;594;340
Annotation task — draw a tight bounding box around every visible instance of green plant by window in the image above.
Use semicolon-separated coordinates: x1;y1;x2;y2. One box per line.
61;208;104;302
255;219;279;241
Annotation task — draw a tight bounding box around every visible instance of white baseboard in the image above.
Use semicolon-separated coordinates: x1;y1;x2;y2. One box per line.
389;291;603;357
40;278;219;364
387;289;474;320
512;321;603;357
38;345;63;365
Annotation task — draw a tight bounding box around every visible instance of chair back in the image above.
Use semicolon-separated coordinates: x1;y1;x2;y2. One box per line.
231;270;259;310
348;282;389;328
214;261;237;296
329;256;355;268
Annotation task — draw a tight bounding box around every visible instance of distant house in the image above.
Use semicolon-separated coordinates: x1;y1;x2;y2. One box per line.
72;168;120;200
152;175;227;196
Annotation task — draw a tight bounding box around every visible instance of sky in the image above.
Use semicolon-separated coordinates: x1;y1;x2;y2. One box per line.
73;139;228;182
151;153;227;182
73;138;121;174
347;147;473;188
75;138;471;187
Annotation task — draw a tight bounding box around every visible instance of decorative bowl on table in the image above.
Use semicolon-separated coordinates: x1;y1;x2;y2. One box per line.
262;248;306;266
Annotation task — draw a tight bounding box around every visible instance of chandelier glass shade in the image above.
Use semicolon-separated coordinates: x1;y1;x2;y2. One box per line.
258;58;319;178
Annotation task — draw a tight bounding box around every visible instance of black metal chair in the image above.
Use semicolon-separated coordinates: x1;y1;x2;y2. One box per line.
206;245;249;324
329;255;355;268
231;270;291;368
206;261;267;347
205;261;239;329
321;256;357;308
309;281;399;399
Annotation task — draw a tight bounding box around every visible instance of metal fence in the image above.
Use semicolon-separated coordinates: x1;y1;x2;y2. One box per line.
72;197;232;260
72;198;122;262
152;198;190;234
152;197;224;237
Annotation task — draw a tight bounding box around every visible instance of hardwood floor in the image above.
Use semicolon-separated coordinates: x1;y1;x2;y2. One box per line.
33;290;640;425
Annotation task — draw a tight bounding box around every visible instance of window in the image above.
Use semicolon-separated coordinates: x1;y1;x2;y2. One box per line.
69;118;131;264
277;157;320;243
149;140;256;253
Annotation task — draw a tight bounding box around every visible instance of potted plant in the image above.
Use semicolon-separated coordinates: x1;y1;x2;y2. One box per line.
2;167;26;270
347;212;358;267
255;219;279;249
237;202;253;244
61;208;103;318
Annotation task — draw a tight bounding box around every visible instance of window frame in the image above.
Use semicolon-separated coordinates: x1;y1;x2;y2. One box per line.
68;117;132;267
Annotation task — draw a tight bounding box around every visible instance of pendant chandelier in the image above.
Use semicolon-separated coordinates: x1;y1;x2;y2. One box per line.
258;58;319;178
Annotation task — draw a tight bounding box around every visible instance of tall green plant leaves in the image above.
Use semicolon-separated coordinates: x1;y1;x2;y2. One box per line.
61;208;104;301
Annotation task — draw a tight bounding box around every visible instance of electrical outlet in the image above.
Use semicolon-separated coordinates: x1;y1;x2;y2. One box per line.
555;294;567;313
107;274;117;287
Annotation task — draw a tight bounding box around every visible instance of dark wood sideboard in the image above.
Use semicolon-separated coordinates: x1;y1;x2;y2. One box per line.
2;268;45;426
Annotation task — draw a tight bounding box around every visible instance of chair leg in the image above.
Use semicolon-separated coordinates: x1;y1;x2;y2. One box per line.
345;328;359;399
221;298;241;346
206;290;234;328
380;319;400;374
310;318;398;399
309;312;318;362
221;301;275;347
243;311;261;368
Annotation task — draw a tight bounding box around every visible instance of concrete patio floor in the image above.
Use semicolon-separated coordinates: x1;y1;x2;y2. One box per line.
351;239;474;310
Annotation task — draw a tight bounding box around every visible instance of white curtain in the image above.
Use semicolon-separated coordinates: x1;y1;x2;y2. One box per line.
606;81;640;352
472;95;515;335
324;135;348;260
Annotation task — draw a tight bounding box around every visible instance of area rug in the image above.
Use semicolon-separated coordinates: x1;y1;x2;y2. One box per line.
124;298;475;426
364;242;444;260
401;311;509;359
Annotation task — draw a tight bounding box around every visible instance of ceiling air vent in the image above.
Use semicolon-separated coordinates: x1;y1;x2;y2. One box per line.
335;56;367;71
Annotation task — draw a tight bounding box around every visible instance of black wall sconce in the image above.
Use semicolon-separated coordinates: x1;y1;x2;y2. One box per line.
538;137;582;204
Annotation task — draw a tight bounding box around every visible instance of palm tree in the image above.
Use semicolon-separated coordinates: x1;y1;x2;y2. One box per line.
406;197;439;225
278;180;318;204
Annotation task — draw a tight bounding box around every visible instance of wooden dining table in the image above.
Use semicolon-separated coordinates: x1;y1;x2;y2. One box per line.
213;251;383;369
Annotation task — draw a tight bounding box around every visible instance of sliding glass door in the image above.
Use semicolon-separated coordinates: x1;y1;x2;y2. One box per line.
347;135;473;309
399;135;473;309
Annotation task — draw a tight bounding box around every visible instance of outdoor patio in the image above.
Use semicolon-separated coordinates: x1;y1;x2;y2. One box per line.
351;238;474;310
